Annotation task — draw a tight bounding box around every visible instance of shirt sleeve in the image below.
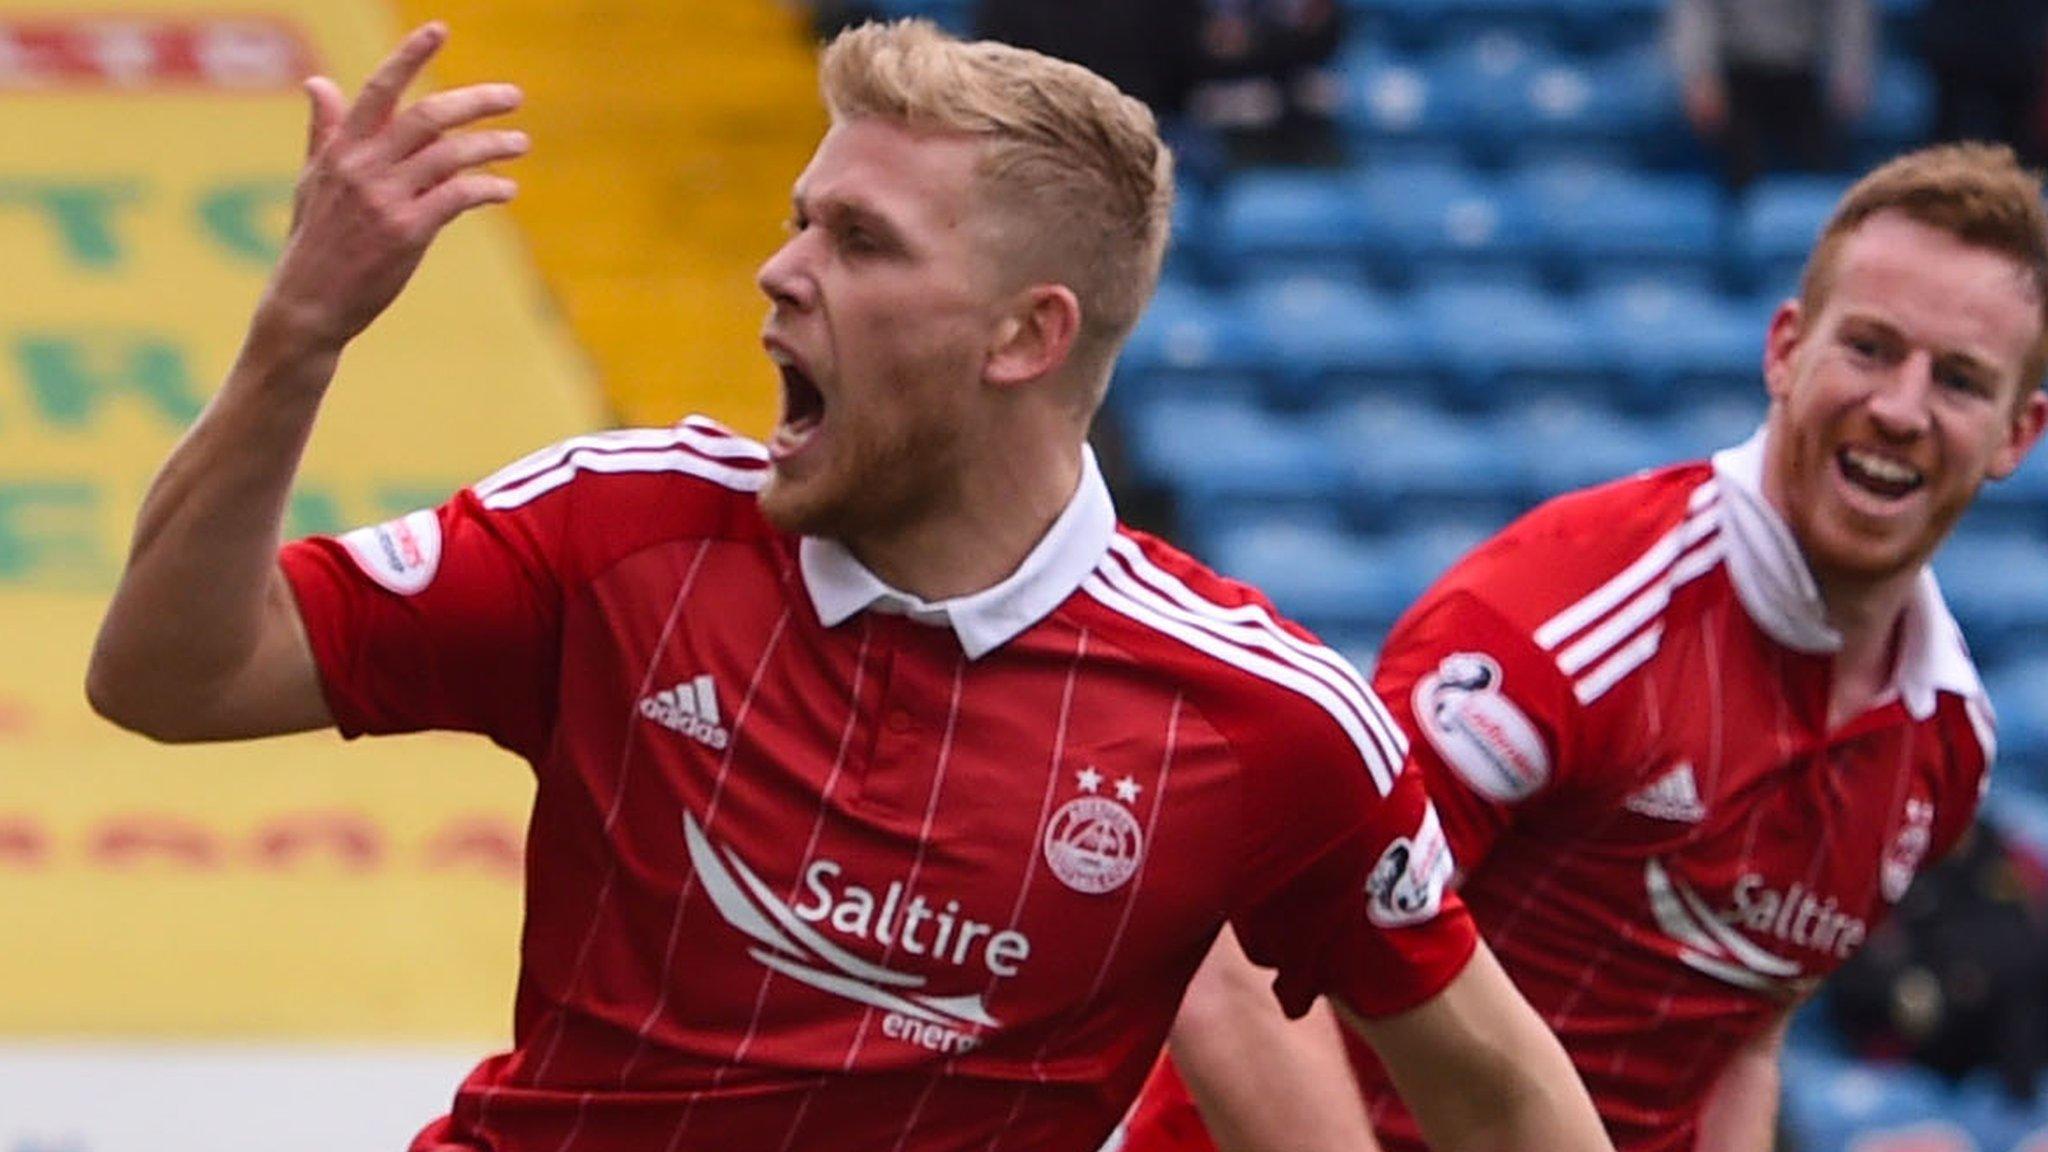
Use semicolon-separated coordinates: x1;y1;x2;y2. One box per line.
1931;696;1996;866
1226;674;1480;1022
1371;588;1583;872
279;484;565;762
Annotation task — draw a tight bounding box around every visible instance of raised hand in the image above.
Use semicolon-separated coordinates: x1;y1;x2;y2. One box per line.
261;23;528;354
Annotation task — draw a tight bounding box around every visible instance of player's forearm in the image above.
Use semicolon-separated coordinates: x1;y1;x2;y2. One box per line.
1171;929;1380;1151
1694;1026;1783;1152
87;310;337;736
1344;948;1613;1152
1409;1033;1608;1152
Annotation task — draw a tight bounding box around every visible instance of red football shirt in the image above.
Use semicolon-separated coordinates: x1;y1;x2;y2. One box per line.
1126;432;1994;1152
279;417;1476;1152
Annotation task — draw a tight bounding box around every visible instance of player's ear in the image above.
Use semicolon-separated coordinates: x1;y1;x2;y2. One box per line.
985;283;1081;388
1762;299;1806;404
1989;387;2048;481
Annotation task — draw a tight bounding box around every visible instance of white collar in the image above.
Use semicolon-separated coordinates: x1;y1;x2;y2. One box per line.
1711;428;1989;724
798;450;1116;660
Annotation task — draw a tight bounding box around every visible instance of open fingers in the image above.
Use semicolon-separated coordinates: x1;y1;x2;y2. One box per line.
397;128;530;194
416;172;519;233
340;21;446;142
375;82;524;162
303;76;346;160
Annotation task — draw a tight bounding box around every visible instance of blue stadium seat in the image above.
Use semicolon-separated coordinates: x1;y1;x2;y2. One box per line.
1338;51;1488;154
1322;395;1528;527
1951;1068;2048;1152
1737;175;1853;296
1508;46;1685;161
1120;393;1340;492
1166;181;1212;279
1419;34;1561;157
1412;281;1611;404
1855;60;1936;161
1586;279;1763;407
1204;519;1410;637
1653;395;1768;461
1234;275;1430;401
1780;1048;1976;1152
1496;395;1687;501
1511;164;1724;283
1578;261;1726;299
1558;0;1668;48
1354;159;1541;284
1381;516;1506;608
1115;278;1274;407
1214;169;1372;282
1933;531;2048;659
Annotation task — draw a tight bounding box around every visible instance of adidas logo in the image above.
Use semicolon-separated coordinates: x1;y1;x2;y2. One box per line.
1625;761;1706;823
639;674;730;750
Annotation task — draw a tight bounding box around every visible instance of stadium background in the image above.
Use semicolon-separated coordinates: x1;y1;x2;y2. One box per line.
2;0;2046;1149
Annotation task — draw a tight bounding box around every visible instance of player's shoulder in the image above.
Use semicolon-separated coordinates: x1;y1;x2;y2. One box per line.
1078;526;1408;795
459;416;781;579
474;415;769;524
473;416;768;507
1431;460;1724;634
1084;526;1321;666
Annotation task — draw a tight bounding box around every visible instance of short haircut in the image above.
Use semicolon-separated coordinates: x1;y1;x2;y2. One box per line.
1800;142;2048;393
819;19;1174;368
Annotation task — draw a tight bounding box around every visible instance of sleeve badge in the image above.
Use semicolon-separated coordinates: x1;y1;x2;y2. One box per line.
1411;651;1551;803
338;508;443;596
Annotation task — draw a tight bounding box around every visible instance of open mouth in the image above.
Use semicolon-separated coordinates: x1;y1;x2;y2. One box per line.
768;355;826;462
780;362;824;433
1836;446;1923;501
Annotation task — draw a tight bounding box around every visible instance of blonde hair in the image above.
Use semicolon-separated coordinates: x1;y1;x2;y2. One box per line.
819;19;1174;369
1800;142;2048;392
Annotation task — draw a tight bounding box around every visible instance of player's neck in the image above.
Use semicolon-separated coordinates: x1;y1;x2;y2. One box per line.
1818;572;1914;729
845;437;1085;604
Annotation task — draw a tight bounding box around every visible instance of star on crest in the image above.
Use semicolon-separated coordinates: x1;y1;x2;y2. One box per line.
1115;776;1143;804
1076;766;1103;793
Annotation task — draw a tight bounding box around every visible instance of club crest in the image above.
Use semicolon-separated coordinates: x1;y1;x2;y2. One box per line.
1043;767;1145;895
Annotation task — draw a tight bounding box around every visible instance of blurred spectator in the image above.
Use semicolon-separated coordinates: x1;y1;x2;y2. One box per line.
974;0;1343;171
1921;0;2048;167
973;0;1207;121
1667;0;1875;189
1831;822;2048;1102
1186;0;1347;167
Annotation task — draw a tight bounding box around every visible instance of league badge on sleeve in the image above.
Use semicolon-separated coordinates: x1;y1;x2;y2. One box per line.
339;509;443;596
1412;651;1550;804
1366;804;1453;928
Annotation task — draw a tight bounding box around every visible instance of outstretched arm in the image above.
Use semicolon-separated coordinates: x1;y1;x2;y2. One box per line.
86;23;528;742
1168;927;1381;1151
1341;944;1612;1152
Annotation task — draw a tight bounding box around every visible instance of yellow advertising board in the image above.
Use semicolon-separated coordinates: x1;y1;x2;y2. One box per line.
0;0;600;1040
